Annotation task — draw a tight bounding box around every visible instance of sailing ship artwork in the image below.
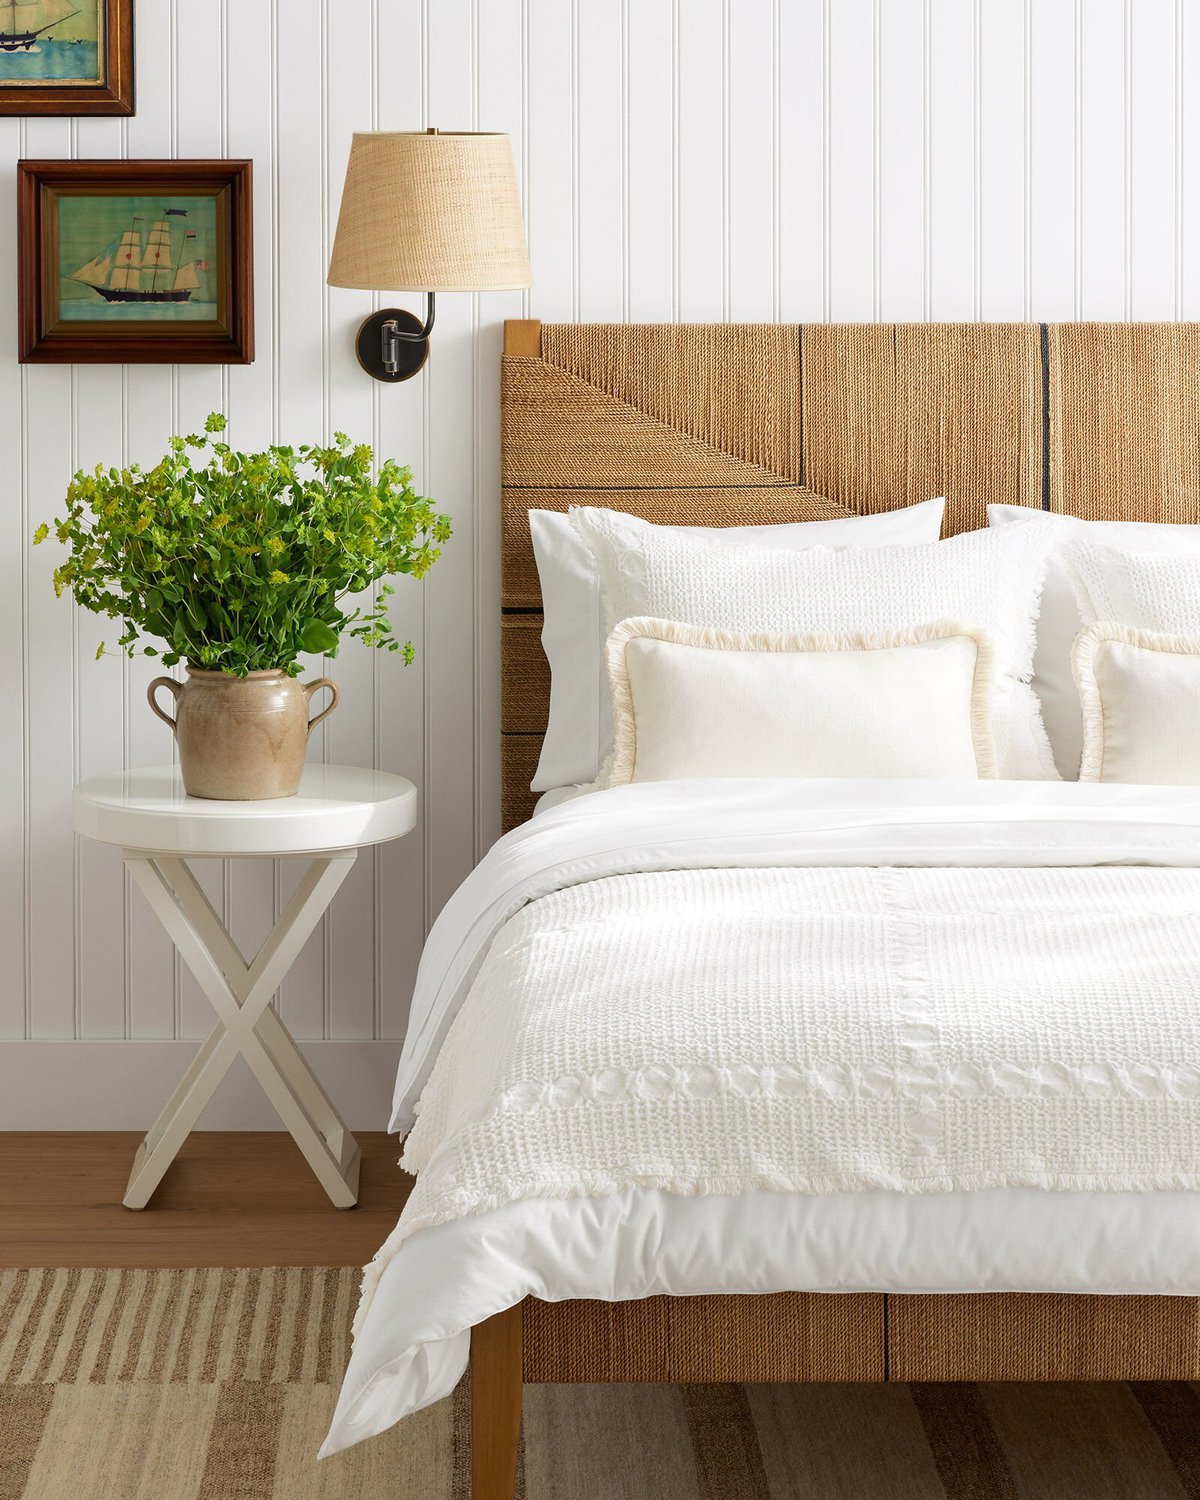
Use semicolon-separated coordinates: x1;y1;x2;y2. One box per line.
0;0;102;86
58;194;219;324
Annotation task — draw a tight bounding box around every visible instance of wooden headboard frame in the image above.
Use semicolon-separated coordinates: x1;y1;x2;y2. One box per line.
501;319;1200;830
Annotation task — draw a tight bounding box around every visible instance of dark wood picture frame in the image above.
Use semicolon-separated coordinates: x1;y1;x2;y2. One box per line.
17;159;254;365
0;0;134;117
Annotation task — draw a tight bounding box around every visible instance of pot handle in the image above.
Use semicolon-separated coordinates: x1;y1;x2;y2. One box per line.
304;677;340;738
147;676;182;733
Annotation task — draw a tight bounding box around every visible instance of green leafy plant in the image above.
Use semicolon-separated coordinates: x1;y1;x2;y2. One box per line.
34;414;451;676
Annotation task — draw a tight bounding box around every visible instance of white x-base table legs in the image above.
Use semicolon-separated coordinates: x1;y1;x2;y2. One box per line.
122;850;360;1210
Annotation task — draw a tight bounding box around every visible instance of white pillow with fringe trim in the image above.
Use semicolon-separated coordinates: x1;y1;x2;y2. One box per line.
574;511;1057;781
1074;622;1200;785
604;617;998;786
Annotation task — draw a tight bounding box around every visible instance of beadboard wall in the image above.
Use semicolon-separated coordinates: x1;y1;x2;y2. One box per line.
1;0;1196;1127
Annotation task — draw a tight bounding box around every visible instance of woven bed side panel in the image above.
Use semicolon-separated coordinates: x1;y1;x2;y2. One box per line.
539;323;803;481
889;1293;1200;1382
501;616;549;735
800;323;1043;535
501;356;795;490
1048;322;1200;522
521;1293;885;1384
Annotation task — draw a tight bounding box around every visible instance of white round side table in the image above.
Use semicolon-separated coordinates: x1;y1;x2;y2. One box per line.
73;764;417;1211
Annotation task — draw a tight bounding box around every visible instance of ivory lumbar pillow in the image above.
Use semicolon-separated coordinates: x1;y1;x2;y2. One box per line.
605;617;997;786
1073;623;1200;785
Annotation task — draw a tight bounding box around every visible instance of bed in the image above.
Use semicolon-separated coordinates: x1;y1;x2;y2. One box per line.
323;319;1200;1497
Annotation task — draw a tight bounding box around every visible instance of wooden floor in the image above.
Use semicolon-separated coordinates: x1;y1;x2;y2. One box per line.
0;1132;413;1268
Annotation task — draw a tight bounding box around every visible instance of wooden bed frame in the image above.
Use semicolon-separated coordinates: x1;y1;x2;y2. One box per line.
473;317;1200;1499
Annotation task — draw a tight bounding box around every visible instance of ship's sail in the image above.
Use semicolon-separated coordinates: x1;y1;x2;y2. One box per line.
144;220;175;288
107;228;143;291
173;262;200;292
0;0;78;36
69;249;115;288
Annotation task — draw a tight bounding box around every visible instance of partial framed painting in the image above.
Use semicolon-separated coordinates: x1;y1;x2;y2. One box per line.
0;0;134;115
17;159;254;363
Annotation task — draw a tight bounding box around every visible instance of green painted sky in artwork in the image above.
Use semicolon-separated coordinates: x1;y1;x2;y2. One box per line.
0;0;100;43
58;192;219;302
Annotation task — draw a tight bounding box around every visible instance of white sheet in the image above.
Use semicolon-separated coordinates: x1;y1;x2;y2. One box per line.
324;779;1200;1458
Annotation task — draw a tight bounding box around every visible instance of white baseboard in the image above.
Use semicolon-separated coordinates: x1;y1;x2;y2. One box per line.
0;1040;402;1131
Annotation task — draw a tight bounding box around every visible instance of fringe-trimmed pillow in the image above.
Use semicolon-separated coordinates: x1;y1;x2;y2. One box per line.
603;616;998;787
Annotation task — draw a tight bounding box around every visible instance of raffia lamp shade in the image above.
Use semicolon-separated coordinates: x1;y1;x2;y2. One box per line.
327;131;531;293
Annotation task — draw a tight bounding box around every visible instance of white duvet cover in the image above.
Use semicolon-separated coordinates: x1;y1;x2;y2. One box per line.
324;779;1200;1456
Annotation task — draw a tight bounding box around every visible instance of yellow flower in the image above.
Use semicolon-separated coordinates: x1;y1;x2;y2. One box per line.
269;569;289;585
265;536;285;555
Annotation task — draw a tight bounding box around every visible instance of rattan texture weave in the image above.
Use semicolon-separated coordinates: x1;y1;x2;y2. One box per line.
1048;322;1200;524
522;1294;885;1385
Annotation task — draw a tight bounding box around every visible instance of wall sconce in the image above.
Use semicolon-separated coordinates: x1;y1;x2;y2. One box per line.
327;128;532;382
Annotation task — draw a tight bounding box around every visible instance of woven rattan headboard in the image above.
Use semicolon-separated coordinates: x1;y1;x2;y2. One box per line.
500;319;1200;830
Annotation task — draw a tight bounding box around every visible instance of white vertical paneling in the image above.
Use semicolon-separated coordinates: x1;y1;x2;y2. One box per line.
776;0;825;322
877;0;924;319
826;0;874;319
1028;0;1077;318
1;1;1196;1091
927;0;976;318
977;0;1025;318
676;0;724;320
1078;0;1126;317
726;0;776;321
1129;0;1178;317
574;0;623;321
526;0;573;318
625;0;673;318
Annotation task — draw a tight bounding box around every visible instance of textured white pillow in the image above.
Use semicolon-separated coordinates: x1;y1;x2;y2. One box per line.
529;498;947;793
988;506;1200;778
574;510;1057;780
1074;623;1200;785
605;617;997;786
1065;541;1200;634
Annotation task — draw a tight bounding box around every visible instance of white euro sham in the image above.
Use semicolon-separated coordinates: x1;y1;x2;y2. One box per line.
529;498;946;793
605;617;996;785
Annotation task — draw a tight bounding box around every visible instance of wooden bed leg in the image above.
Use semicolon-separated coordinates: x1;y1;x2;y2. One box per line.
471;1303;523;1500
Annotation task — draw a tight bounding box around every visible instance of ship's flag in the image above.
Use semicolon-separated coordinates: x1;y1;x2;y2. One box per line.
164;208;189;217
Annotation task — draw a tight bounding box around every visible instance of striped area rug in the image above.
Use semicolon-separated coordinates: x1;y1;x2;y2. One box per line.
3;1269;1200;1499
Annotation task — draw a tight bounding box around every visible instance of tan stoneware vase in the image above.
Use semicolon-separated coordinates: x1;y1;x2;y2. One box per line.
147;668;340;800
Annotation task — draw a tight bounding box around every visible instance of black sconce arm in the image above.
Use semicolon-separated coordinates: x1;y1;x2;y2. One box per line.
381;292;436;372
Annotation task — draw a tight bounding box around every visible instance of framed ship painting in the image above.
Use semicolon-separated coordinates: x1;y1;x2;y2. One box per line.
0;0;133;115
17;160;253;364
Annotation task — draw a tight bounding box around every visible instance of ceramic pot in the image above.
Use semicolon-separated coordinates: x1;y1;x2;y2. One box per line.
147;668;339;800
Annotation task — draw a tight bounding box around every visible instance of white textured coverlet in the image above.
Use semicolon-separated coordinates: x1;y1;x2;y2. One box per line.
401;859;1200;1241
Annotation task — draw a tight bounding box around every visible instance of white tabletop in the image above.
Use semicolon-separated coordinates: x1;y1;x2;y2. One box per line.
74;764;418;856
